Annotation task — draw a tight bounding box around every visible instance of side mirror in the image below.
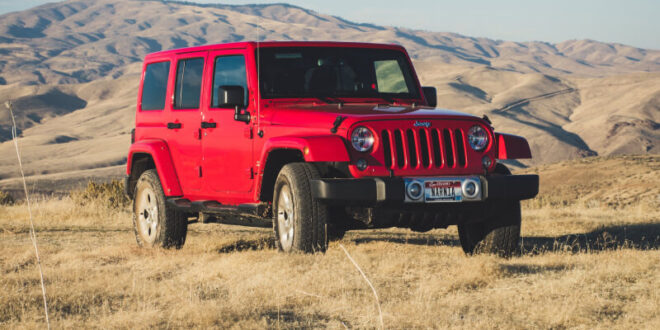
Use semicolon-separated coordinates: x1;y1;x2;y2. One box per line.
218;85;245;108
422;86;437;108
218;85;250;123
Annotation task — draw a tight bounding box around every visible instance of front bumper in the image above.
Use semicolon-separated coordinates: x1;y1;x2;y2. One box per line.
310;174;539;204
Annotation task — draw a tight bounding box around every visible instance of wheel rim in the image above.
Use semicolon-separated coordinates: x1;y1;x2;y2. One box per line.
136;186;159;244
277;184;295;250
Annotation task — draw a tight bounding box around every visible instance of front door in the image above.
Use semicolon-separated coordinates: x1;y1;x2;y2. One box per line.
201;50;254;201
167;52;207;195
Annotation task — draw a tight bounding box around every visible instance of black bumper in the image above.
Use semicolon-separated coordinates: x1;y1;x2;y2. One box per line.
310;175;539;204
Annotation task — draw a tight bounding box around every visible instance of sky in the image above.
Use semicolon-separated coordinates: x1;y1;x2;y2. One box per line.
0;0;658;49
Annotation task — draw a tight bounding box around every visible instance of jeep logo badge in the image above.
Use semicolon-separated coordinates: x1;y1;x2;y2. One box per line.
414;121;431;128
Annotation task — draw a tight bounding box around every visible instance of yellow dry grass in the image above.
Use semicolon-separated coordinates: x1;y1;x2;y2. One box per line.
1;156;659;329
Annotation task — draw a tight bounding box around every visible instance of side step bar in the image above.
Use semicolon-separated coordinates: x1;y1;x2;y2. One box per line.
167;198;271;228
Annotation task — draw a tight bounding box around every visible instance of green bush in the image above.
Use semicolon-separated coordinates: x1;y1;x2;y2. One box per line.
71;180;130;209
0;190;14;205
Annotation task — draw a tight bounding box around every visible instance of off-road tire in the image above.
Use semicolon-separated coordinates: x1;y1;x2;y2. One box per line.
132;169;187;249
458;163;521;257
273;163;328;253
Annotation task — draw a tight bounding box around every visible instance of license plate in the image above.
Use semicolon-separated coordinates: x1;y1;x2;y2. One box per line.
425;180;462;202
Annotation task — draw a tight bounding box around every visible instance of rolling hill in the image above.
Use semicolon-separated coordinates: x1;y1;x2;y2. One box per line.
0;0;658;190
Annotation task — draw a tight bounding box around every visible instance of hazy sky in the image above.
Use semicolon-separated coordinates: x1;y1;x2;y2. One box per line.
1;0;658;49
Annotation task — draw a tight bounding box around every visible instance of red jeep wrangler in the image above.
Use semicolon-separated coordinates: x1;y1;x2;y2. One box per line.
125;41;538;256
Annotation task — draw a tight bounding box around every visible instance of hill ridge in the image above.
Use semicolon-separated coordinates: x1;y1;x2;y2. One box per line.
0;0;657;184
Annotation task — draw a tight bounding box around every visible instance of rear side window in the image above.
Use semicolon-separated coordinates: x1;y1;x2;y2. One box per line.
141;61;170;111
174;58;205;109
212;55;248;108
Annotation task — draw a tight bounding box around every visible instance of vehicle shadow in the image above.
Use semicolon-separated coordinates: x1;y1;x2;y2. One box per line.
350;231;460;247
521;222;660;254
217;237;276;253
347;223;660;254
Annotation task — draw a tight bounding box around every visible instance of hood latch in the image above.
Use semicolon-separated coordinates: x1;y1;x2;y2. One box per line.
330;115;347;134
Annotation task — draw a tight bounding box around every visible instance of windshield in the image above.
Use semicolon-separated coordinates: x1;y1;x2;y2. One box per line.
257;47;421;100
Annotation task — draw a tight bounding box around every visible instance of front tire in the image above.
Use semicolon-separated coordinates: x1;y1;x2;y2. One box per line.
133;169;188;249
458;164;521;257
273;163;328;253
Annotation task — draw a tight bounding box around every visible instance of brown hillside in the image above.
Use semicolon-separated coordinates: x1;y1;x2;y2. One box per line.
0;0;658;185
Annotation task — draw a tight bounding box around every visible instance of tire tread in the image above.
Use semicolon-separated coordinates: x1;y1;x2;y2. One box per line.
273;163;327;253
132;169;187;249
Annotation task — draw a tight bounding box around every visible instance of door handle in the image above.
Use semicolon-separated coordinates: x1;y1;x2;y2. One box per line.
201;121;217;129
167;122;182;129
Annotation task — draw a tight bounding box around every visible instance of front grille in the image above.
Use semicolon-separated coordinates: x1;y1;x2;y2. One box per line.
381;128;467;169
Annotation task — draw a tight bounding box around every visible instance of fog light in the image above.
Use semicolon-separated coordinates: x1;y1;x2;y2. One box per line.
461;180;480;199
356;159;368;171
406;181;423;200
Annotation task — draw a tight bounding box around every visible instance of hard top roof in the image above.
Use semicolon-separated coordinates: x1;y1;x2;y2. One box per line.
144;41;407;60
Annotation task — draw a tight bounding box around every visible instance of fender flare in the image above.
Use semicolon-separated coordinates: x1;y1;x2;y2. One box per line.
259;135;351;165
254;135;350;202
127;139;183;196
496;133;532;159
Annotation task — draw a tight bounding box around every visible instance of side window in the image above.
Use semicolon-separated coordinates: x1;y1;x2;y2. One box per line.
212;55;248;108
174;58;204;109
141;61;170;111
374;59;409;94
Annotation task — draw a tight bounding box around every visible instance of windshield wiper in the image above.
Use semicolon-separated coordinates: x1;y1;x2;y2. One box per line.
312;95;345;109
378;96;396;105
316;96;336;104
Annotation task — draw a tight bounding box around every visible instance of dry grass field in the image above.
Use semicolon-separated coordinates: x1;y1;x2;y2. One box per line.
1;0;659;189
1;155;659;329
1;1;658;328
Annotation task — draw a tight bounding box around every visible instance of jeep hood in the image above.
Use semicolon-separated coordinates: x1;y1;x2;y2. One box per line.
265;103;484;131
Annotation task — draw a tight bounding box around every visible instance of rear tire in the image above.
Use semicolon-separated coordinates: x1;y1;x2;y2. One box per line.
458;164;521;257
132;169;187;249
273;163;328;253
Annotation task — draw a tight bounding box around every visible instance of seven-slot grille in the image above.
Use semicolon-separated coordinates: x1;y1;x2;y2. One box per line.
381;128;467;169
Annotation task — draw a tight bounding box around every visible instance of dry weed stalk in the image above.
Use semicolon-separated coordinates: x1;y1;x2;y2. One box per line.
339;243;384;329
6;100;50;329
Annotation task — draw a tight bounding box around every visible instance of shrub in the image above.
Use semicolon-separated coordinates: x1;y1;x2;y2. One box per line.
0;190;14;205
71;180;130;209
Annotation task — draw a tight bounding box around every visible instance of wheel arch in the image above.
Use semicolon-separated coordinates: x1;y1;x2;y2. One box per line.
258;149;305;202
255;136;350;202
126;153;156;199
127;139;183;198
496;133;532;160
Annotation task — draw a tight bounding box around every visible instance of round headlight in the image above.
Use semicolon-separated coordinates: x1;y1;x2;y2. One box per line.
467;125;489;151
351;126;374;152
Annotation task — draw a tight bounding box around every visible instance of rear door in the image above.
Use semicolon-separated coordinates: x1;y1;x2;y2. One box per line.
201;49;254;201
136;58;171;150
167;52;207;195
